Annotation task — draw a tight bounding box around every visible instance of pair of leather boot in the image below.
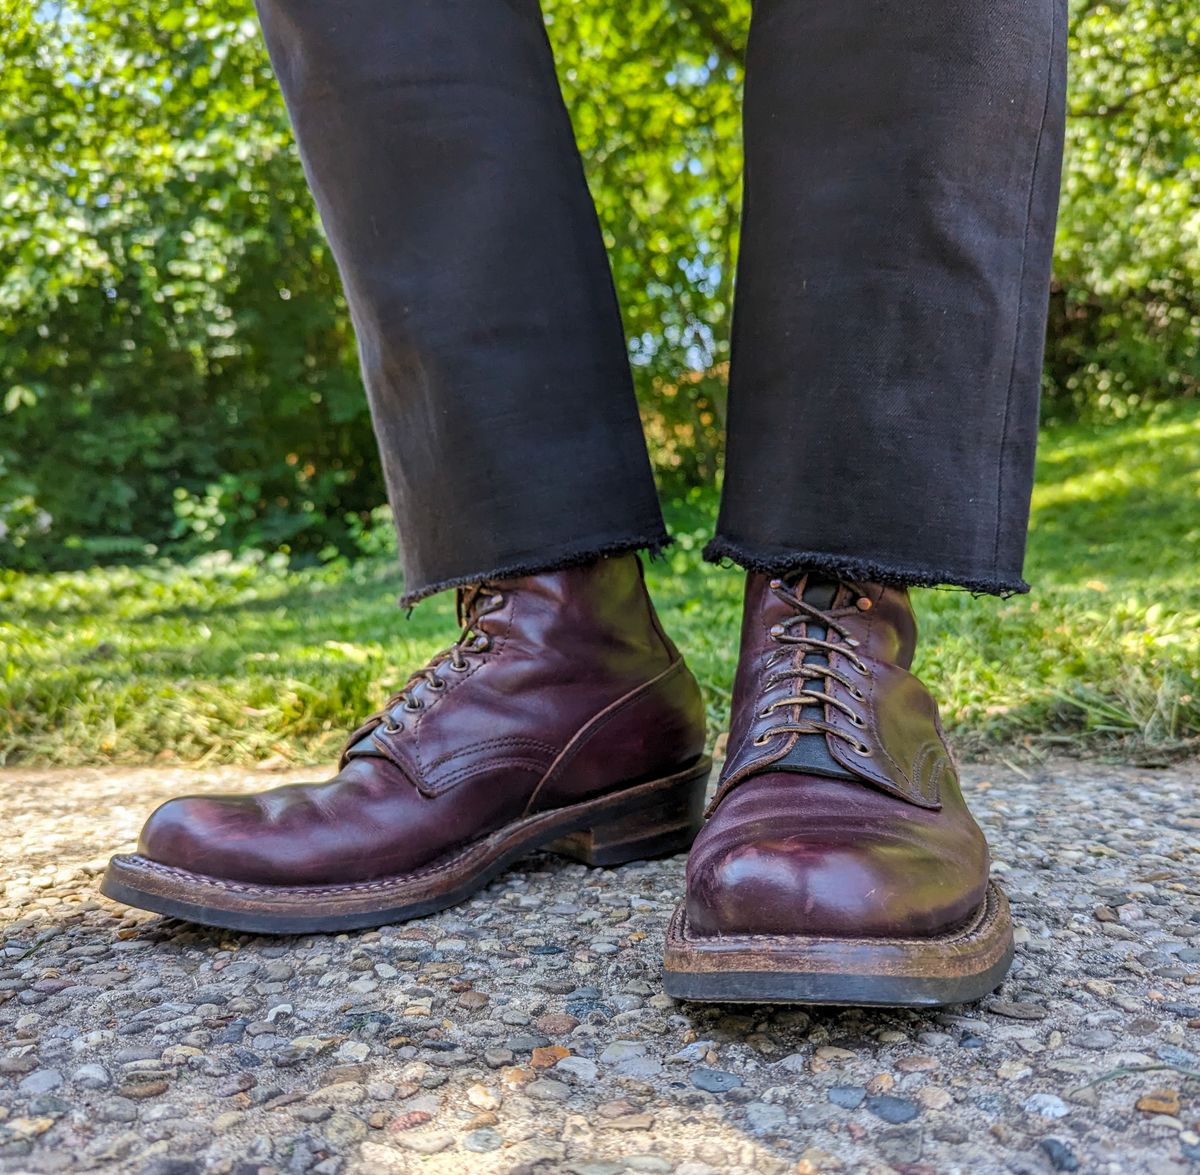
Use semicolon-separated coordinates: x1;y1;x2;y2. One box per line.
103;554;1011;1006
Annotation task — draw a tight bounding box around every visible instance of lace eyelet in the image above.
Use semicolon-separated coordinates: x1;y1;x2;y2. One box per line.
428;676;446;691
849;713;866;728
382;720;403;735
758;705;775;719
753;733;773;747
850;687;865;701
474;635;492;652
851;741;872;756
450;659;469;672
403;700;424;713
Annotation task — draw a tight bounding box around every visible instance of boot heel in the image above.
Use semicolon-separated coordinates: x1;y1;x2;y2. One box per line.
547;757;711;867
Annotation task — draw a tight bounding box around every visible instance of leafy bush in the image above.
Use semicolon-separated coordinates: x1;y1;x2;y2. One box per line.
1;0;1196;569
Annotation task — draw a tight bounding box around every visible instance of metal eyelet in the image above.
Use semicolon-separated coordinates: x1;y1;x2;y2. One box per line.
851;741;872;756
382;720;403;735
450;659;469;672
849;713;866;728
402;699;424;713
850;687;866;701
758;705;775;719
474;635;492;652
428;676;446;691
753;733;773;747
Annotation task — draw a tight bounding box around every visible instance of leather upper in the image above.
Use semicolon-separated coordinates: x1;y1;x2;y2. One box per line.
686;573;990;939
138;555;706;885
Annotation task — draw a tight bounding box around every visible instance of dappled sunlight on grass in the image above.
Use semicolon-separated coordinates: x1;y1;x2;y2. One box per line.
2;404;1197;765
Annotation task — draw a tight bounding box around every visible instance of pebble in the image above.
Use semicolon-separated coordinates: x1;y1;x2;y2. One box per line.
1040;1137;1080;1171
462;1127;502;1152
828;1086;867;1110
525;1079;570;1101
0;756;1193;1174
1024;1093;1071;1119
17;1070;63;1095
744;1102;787;1134
690;1068;742;1093
864;1095;919;1124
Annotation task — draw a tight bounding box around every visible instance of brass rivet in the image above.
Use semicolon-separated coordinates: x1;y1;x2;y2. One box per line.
857;597;872;611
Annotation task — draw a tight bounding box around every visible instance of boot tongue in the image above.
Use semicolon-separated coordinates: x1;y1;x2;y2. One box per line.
769;574;856;782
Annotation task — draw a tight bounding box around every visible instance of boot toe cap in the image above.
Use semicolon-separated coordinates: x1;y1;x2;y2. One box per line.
685;776;989;939
138;795;270;882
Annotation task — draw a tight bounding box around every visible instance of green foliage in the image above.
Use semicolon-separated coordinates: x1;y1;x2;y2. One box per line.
1;0;1197;568
1047;0;1200;419
0;0;377;569
3;404;1198;766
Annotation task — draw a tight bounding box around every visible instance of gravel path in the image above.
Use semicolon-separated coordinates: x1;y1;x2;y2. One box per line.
1;759;1198;1174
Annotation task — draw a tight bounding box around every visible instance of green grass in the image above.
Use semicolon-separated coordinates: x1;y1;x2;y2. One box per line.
3;402;1199;767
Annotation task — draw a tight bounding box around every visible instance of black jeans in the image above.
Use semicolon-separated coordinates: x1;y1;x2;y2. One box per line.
256;0;1067;605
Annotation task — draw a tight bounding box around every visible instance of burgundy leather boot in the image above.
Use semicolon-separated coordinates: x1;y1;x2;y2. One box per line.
103;555;710;933
663;572;1012;1006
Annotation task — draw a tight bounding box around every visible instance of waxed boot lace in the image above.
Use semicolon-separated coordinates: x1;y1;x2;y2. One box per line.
341;583;505;755
751;575;874;756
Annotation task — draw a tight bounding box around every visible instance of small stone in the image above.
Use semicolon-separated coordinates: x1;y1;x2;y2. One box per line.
118;1080;169;1099
17;1070;62;1095
325;1111;369;1147
556;1056;599;1084
71;1064;110;1090
625;1158;672;1174
599;1040;646;1064
815;1046;856;1061
691;1068;742;1093
1071;1029;1116;1049
895;1055;938;1073
864;1094;919;1124
499;1066;535;1090
1024;1093;1070;1119
535;1013;579;1035
828;1086;867;1110
1136;1089;1181;1115
797;1148;844;1173
294;1104;332;1123
96;1098;138;1124
392;1130;454;1154
463;1127;503;1153
337;1041;371;1063
1040;1138;1080;1171
525;1078;570;1101
606;1113;656;1131
997;1060;1032;1080
466;1084;501;1111
594;1099;636;1119
531;1045;570;1069
916;1087;953;1111
744;1102;787;1134
5;1117;54;1139
483;1048;514;1068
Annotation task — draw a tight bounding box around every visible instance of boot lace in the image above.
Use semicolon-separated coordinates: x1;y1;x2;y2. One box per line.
341;583;505;756
751;576;874;756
